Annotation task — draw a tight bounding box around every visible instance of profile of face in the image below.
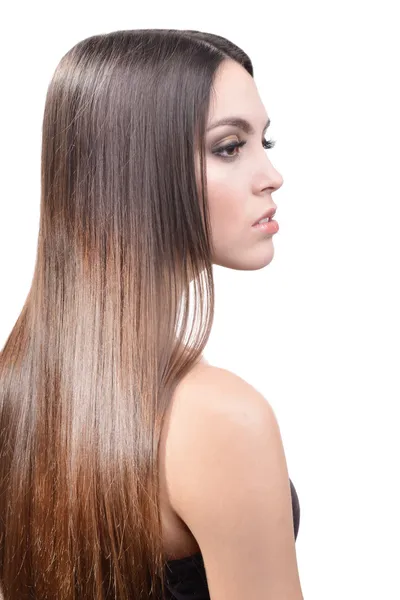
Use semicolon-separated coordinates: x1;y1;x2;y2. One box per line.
196;59;284;271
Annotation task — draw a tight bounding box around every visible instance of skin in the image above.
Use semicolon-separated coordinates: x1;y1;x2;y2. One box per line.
162;66;293;569
196;59;284;271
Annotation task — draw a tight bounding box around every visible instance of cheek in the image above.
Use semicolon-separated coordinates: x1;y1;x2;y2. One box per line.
207;178;244;237
197;156;247;240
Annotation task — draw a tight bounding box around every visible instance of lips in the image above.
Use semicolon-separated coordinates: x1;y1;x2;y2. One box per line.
252;207;277;226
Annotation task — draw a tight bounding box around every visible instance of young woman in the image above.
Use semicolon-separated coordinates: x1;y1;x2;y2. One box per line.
0;29;303;599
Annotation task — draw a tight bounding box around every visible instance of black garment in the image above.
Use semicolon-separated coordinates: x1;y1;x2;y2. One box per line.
163;478;300;600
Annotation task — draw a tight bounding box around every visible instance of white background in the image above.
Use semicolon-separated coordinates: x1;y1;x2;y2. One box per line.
1;1;399;598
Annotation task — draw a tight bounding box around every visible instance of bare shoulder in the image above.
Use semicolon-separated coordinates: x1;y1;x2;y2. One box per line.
168;363;279;448
166;365;303;599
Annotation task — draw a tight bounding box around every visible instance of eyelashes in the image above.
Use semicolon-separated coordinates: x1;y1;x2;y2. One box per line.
212;137;276;160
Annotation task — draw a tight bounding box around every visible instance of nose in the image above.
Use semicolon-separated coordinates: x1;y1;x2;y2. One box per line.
255;160;284;194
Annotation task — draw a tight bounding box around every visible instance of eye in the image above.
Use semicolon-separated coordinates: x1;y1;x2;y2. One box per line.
213;137;276;160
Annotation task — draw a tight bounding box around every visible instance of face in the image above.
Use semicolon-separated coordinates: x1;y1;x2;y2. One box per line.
197;59;284;271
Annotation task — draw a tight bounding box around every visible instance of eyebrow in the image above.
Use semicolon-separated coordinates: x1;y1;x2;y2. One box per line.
206;116;271;134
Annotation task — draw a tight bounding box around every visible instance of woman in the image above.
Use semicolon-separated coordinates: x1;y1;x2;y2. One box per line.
0;29;303;599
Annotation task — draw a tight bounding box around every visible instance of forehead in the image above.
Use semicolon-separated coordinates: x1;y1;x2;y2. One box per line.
208;60;268;124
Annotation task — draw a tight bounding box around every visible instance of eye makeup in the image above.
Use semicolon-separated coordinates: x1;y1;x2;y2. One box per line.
212;137;276;160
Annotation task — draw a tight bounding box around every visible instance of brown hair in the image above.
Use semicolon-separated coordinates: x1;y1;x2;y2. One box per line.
0;29;253;599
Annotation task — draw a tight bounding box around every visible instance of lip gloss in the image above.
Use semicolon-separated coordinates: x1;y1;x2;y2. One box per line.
252;219;279;234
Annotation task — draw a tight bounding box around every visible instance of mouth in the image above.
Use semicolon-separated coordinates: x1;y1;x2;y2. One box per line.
252;207;277;226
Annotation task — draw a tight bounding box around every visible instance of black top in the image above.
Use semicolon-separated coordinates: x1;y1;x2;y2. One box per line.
163;478;300;600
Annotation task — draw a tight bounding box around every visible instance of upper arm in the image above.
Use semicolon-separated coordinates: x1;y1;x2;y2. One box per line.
168;367;304;600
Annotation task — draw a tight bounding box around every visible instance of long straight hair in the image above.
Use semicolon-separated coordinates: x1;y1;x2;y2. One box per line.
0;29;253;599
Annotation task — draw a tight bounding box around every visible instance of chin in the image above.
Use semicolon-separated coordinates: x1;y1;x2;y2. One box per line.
212;237;276;271
215;251;275;271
